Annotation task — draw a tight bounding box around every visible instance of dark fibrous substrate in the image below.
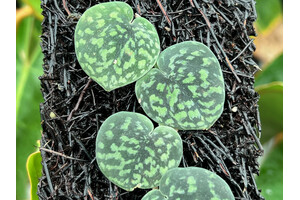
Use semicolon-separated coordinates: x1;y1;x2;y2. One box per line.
38;0;264;199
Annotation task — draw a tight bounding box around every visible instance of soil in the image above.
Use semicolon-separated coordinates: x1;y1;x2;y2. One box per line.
38;0;264;199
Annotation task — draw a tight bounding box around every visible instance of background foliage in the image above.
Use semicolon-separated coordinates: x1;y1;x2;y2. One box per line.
254;0;283;199
16;0;43;199
16;0;283;199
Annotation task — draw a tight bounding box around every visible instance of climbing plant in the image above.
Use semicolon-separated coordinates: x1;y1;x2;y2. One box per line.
74;1;160;91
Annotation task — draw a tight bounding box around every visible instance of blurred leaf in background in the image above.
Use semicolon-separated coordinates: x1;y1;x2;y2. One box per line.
256;139;283;200
254;0;283;199
256;82;283;144
255;54;283;87
254;0;283;66
22;0;43;21
16;0;43;199
26;150;42;200
256;0;282;33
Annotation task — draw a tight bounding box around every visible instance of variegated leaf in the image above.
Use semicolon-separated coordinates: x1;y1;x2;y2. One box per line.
95;112;183;191
142;167;235;200
135;41;225;130
75;2;160;91
142;189;165;200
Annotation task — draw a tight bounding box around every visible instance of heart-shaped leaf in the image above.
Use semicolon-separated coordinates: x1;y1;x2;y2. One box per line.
142;189;165;200
135;41;225;130
95;112;183;191
142;167;234;200
75;2;160;91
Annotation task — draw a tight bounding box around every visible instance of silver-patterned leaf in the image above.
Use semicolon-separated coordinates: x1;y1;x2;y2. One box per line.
142;189;165;200
142;167;235;200
75;2;160;91
95;112;183;191
135;41;225;130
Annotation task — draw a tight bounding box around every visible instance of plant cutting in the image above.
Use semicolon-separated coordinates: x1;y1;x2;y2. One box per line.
74;1;160;92
95;111;183;191
136;41;225;130
142;167;234;200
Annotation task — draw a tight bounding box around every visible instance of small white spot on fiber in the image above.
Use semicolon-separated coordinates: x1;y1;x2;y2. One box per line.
50;112;56;119
231;106;238;112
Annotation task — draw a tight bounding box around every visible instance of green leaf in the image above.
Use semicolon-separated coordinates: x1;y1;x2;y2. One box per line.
256;0;282;32
142;189;165;200
26;151;42;200
142;167;234;200
22;0;43;21
256;141;283;200
255;82;283;143
95;112;183;191
255;53;283;87
75;2;160;91
135;41;225;130
16;16;43;199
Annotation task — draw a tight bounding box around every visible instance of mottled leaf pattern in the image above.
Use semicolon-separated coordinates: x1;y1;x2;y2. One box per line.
75;2;160;91
95;112;183;191
142;167;235;200
136;41;225;130
142;189;166;200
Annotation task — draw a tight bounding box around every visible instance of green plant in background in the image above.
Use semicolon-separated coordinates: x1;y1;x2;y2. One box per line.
255;54;283;87
74;1;160;91
255;0;282;33
16;0;43;199
142;167;234;200
254;0;283;199
22;0;43;21
95;112;183;191
255;80;283;200
256;81;283;144
256;140;283;199
26;149;42;200
136;41;225;130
